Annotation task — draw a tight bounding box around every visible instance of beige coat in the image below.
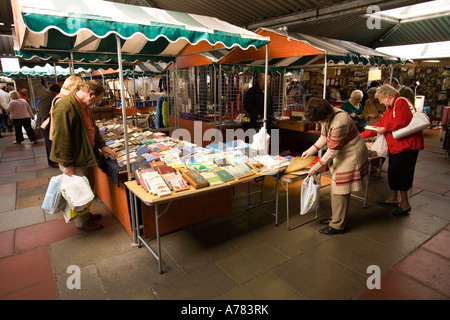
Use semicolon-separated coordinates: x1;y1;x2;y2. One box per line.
306;108;369;195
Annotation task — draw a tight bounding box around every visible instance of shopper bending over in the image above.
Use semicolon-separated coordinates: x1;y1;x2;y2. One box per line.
361;84;424;215
302;98;369;234
50;80;117;232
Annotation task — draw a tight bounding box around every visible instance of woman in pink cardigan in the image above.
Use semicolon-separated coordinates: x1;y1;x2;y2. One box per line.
6;90;38;144
302;98;369;234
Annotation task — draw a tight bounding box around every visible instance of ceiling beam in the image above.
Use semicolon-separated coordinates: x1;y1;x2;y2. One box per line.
246;0;430;30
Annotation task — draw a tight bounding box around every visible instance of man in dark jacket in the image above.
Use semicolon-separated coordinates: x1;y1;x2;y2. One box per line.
38;84;61;167
244;73;274;129
384;78;415;103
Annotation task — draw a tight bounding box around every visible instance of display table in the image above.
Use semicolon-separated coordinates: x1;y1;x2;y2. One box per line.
125;171;281;273
279;170;319;230
351;155;384;208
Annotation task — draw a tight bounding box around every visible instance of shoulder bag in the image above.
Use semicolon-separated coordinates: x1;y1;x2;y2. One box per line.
392;97;430;140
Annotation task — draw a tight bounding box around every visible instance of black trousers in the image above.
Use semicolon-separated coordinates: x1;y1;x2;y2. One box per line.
40;127;57;166
12;118;37;142
388;149;419;191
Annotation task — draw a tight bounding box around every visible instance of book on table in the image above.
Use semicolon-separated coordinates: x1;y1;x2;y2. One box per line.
163;172;190;192
180;170;209;189
144;175;172;197
200;171;224;186
214;169;235;182
226;164;255;179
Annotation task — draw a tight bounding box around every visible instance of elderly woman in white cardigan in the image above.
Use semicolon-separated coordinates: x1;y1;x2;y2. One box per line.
301;98;369;234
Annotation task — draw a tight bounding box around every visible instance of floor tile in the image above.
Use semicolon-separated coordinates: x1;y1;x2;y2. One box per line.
0;247;54;298
217;273;305;300
413;177;450;195
354;269;449;300
313;232;405;276
0;193;16;214
95;247;184;300
272;249;367;300
16;162;52;173
0;183;15;195
1;279;58;300
408;191;450;221
160;228;239;274
0;155;35;162
422;228;450;258
215;242;288;284
152;263;236;300
1;151;34;159
15;218;82;253
0;167;16;175
0;206;45;232
17;177;49;190
0;230;14;258
1;171;38;184
50;223;132;275
56;265;108;300
393;247;450;297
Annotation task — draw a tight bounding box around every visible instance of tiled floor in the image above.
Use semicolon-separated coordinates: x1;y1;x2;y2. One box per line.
0;128;449;301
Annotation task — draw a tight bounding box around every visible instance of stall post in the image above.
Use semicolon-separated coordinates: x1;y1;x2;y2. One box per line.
263;44;269;154
116;34;132;181
323;53;328;99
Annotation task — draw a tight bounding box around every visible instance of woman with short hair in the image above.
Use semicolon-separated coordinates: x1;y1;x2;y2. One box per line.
302;98;369;234
361;84;424;215
340;89;365;132
6;90;38;145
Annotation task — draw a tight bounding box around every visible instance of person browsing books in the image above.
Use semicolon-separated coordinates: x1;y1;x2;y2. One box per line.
362;87;385;125
340;89;365;132
360;84;423;215
301;98;369;234
50;80;117;232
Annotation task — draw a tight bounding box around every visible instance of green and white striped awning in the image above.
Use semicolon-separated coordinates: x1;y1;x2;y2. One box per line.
220;28;410;69
13;0;270;57
3;63;90;79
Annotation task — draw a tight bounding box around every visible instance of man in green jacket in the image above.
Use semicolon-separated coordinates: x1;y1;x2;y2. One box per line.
50;80;116;231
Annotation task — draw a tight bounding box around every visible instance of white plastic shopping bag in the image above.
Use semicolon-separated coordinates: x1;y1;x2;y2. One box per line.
300;174;320;215
60;174;95;211
41;174;66;214
63;203;91;223
371;134;388;158
250;127;270;154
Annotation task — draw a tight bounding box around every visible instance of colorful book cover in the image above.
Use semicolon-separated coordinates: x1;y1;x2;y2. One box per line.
163;173;190;192
200;172;223;186
214;169;235;182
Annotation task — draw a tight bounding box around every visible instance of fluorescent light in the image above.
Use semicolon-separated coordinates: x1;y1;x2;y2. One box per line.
422;60;440;63
376;41;450;59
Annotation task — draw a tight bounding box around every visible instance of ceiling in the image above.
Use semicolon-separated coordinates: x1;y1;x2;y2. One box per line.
1;0;449;60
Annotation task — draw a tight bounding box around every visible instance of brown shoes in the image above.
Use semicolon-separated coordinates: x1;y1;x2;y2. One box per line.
77;220;103;232
89;212;103;221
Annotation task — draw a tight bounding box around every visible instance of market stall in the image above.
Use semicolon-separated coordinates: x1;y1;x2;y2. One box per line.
12;0;271;237
216;28;410;152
